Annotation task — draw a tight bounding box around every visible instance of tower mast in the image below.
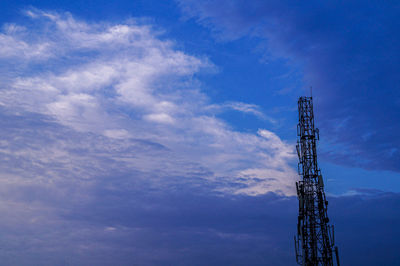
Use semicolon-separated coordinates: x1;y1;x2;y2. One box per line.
294;96;340;266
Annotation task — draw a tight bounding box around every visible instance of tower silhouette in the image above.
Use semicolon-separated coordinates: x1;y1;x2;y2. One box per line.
294;96;340;266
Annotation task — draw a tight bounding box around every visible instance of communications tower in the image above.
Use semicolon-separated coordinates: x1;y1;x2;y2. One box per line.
294;96;340;266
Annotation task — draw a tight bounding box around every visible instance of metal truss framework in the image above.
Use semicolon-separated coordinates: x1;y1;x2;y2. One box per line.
294;97;340;266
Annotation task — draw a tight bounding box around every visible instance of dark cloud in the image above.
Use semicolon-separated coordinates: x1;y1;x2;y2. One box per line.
1;167;399;266
52;189;400;266
177;0;400;172
0;108;398;265
330;191;400;265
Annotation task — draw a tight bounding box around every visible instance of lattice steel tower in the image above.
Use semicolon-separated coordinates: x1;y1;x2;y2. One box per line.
294;97;340;266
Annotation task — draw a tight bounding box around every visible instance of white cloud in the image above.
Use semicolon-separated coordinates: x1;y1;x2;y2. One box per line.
0;9;297;196
144;113;175;124
103;129;130;139
205;101;277;124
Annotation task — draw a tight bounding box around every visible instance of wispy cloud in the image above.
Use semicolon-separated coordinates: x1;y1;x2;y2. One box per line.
0;9;297;197
177;0;400;172
206;101;276;123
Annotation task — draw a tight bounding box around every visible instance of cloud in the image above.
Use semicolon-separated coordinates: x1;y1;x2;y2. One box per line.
0;6;397;265
0;108;295;265
329;190;400;265
0;8;298;196
0;146;398;266
177;0;400;172
0;8;300;265
206;101;275;122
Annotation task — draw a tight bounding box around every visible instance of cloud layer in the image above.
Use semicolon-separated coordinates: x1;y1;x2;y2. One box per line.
0;9;304;264
177;0;400;172
0;9;297;196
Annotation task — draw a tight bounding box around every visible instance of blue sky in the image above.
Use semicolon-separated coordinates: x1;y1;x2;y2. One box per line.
0;0;399;265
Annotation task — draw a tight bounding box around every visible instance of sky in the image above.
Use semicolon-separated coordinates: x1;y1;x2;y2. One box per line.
0;0;399;265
